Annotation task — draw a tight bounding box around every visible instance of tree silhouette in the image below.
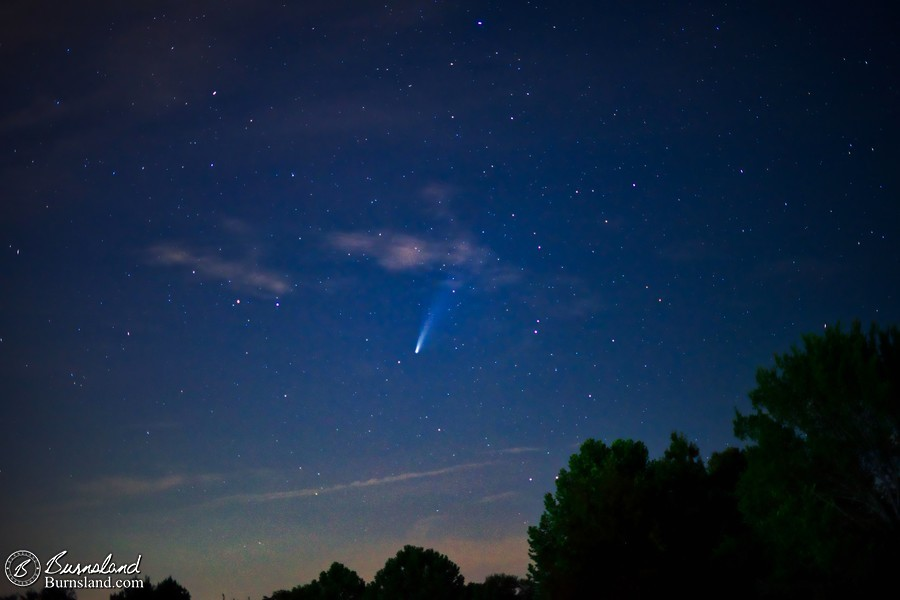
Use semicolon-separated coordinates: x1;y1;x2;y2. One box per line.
2;589;76;600
646;433;721;592
704;446;765;597
109;577;152;600
527;433;748;598
263;562;364;600
154;578;190;600
366;545;464;600
109;576;188;600
465;573;533;599
527;437;655;598
734;321;900;595
316;562;365;599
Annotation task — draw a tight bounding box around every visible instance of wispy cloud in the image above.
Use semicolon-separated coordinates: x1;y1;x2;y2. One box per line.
212;462;493;505
329;231;486;273
419;182;457;219
148;241;291;297
495;446;543;455
328;230;520;289
478;491;518;504
327;183;523;291
78;473;220;498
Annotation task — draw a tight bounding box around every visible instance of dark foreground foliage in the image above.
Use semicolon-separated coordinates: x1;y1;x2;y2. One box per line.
734;321;899;596
2;588;77;600
262;549;528;600
526;433;757;598
527;322;898;598
110;577;190;600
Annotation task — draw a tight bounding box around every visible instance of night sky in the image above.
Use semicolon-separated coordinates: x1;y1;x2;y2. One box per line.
2;1;898;598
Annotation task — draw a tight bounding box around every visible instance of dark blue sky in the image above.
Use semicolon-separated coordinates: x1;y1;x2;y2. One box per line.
2;1;898;598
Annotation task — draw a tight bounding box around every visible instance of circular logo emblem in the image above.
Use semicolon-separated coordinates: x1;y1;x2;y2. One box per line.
5;550;41;587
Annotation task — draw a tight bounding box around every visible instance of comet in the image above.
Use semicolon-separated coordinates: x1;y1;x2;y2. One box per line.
414;315;433;354
414;277;456;354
